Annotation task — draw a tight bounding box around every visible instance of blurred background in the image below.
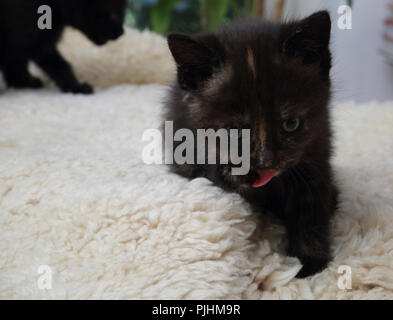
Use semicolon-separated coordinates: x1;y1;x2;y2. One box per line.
124;0;393;103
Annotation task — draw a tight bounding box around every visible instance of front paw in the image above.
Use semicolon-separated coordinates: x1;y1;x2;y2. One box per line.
295;256;329;278
62;82;93;94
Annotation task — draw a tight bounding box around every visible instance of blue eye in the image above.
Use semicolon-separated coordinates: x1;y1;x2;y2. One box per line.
283;118;301;133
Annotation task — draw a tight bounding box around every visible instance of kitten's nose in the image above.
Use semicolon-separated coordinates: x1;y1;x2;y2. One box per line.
261;148;275;167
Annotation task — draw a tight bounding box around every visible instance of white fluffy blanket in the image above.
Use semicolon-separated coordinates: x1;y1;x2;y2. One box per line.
0;28;392;300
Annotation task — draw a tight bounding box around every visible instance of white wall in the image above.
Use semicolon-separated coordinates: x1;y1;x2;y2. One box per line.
282;0;393;103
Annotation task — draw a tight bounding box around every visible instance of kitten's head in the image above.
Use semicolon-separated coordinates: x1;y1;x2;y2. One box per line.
65;0;126;45
167;11;332;188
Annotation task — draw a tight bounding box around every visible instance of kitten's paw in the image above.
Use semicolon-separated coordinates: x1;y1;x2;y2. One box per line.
295;256;329;278
73;83;94;94
63;83;94;94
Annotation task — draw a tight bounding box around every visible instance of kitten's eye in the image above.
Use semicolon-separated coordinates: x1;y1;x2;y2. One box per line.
282;118;301;133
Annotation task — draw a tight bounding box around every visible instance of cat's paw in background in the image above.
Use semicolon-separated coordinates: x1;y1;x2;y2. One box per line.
62;82;94;95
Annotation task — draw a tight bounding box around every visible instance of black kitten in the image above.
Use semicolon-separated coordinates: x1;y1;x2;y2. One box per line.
0;0;126;93
164;11;338;278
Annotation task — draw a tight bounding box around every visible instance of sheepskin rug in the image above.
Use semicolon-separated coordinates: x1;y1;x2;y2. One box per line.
0;28;392;300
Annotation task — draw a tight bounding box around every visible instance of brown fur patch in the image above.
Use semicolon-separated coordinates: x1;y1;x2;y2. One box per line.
247;48;256;78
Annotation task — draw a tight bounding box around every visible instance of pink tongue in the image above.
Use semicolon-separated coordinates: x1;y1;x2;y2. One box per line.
252;170;276;188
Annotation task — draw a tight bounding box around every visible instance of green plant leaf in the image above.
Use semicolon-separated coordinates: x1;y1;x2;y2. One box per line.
200;0;230;31
244;0;254;16
150;0;178;34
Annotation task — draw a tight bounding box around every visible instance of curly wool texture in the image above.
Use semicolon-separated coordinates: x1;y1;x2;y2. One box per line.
30;27;176;87
0;28;392;299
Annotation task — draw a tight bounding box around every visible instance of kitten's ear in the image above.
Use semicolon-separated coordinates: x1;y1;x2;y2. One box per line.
167;33;222;90
282;11;331;68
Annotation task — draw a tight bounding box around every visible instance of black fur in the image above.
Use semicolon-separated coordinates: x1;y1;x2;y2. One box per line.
0;0;126;93
164;11;338;278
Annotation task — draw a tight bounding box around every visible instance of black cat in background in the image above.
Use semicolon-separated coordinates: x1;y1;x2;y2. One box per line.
0;0;126;93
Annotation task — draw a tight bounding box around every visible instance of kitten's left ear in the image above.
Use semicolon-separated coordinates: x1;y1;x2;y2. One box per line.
282;11;331;69
167;33;223;90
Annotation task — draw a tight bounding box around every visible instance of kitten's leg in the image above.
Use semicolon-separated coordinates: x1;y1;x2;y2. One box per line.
286;214;331;278
283;169;337;278
3;59;43;88
33;49;93;94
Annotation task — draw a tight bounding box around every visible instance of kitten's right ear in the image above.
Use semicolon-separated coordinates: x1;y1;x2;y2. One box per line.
282;11;332;75
167;33;222;90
